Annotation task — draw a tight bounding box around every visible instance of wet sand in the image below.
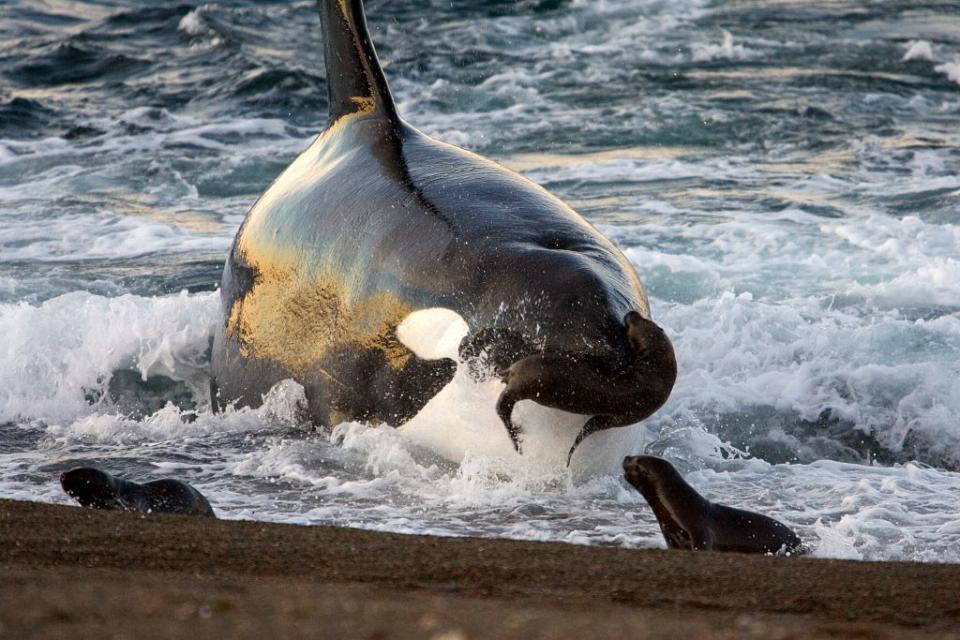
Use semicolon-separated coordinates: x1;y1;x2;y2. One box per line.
2;498;959;639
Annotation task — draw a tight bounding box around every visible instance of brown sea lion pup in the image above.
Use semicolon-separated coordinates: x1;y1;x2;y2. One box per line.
60;467;215;518
623;455;803;554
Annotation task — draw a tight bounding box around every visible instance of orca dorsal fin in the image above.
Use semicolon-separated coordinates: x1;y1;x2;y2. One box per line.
319;0;399;124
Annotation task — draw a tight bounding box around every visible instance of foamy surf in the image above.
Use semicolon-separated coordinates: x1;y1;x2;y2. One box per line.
0;289;957;562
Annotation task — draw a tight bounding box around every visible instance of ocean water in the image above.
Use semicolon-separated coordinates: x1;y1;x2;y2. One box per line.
2;0;959;562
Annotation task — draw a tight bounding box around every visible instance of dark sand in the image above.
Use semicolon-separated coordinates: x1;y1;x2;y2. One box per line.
2;499;959;639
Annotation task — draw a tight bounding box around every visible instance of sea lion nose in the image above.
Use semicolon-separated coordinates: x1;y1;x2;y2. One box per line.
622;456;638;471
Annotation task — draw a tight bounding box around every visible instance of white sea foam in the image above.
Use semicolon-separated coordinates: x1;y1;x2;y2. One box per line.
46;379;308;446
0;291;218;423
654;293;960;465
8;395;960;561
178;9;208;37
0;110;295;169
934;60;960;86
902;40;935;62
0;258;958;562
0;209;231;262
177;7;224;48
690;30;756;62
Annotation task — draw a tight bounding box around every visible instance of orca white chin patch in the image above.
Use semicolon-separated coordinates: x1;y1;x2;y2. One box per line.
396;307;469;360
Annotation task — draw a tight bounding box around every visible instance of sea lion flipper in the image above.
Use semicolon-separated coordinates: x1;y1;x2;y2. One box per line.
318;0;398;123
495;389;523;454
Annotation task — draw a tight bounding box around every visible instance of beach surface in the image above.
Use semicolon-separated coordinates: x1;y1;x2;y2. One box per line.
2;499;959;639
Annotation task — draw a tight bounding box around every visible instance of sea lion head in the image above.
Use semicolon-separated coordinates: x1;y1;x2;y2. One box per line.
493;307;678;456
624;311;671;362
60;467;124;510
622;455;680;495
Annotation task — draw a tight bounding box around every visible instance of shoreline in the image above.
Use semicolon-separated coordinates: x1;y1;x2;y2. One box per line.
2;498;959;638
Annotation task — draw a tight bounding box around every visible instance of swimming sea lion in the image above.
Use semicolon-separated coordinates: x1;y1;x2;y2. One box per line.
623;455;803;554
210;0;677;459
60;467;215;518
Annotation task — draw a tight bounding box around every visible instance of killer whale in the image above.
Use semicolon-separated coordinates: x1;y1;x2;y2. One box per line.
211;0;676;460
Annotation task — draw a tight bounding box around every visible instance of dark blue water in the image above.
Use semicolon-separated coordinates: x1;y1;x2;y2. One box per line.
1;0;959;561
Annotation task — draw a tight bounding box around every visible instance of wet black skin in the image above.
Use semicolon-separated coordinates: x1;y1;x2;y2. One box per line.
60;467;215;518
623;456;803;554
210;0;677;457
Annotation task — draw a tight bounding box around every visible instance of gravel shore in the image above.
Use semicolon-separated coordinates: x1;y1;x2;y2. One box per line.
2;499;959;639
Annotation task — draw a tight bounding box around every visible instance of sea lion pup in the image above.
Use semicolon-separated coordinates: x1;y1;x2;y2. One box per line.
211;0;677;458
60;467;215;518
623;456;803;554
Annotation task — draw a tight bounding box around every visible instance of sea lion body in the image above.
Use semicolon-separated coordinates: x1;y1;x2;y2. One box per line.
211;0;677;456
623;456;802;554
60;467;215;518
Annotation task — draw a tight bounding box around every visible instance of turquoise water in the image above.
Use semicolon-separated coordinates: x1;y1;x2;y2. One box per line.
1;0;959;561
